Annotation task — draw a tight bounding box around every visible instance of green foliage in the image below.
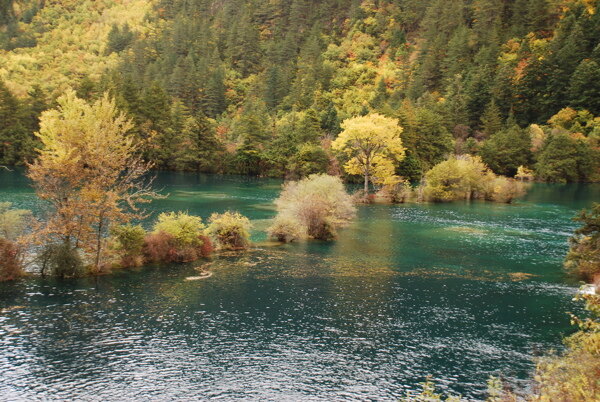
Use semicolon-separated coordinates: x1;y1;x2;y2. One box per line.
110;224;146;267
207;211;251;250
152;212;205;248
268;174;356;241
423;155;526;203
412;107;454;171
38;241;85;279
535;132;596;183
480;100;503;137
106;23;135;55
565;203;600;281
480;125;533;177
295;143;329;178
569;59;600;115
0;81;38;164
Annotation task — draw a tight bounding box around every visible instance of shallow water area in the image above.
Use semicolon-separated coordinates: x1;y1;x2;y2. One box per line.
1;170;598;400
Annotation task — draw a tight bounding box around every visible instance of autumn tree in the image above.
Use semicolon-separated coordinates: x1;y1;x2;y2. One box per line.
27;90;158;272
332;114;405;197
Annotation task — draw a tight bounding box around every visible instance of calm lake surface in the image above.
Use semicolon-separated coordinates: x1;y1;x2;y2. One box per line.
1;170;599;400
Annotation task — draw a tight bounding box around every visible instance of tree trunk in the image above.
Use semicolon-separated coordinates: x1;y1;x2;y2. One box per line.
94;216;104;272
364;158;371;201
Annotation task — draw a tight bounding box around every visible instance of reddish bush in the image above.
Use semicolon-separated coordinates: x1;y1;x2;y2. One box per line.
199;235;214;257
143;232;213;263
0;238;24;281
143;231;178;263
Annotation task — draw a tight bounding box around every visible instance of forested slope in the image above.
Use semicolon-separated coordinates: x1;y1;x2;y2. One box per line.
1;0;599;182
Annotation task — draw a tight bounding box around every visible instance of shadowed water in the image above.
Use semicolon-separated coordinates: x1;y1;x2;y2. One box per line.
1;170;598;400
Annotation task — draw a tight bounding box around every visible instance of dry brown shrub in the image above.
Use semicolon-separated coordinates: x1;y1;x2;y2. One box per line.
0;239;24;281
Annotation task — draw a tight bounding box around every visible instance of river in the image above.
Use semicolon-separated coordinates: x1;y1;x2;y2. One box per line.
1;170;598;400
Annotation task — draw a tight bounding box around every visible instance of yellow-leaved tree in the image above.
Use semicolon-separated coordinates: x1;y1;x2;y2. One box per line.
27;90;158;272
331;114;405;197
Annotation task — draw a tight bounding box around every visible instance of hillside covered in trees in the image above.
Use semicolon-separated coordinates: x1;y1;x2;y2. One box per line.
1;0;599;182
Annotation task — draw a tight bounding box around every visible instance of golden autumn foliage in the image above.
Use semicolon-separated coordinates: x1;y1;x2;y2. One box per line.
422;155;527;203
268;174;356;242
0;0;152;97
27;90;157;270
332;113;405;196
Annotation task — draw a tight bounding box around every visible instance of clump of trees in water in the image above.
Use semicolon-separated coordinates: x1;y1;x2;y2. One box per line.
27;90;158;274
370;155;527;205
0;91;254;281
144;212;212;264
332;113;405;200
421;155;527;203
268;174;356;242
207;211;252;250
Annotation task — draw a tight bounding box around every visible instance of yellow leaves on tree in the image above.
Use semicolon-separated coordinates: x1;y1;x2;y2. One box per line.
331;113;405;196
27;89;157;270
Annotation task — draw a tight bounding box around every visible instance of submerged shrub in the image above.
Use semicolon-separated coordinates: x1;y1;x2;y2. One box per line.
484;176;527;204
267;216;306;243
143;231;178;263
422;155;489;202
199;235;214;257
152;212;206;248
207;211;251;250
268;174;356;241
422;155;527;203
38;241;85;278
0;202;31;241
145;211;211;262
375;179;414;204
0;239;24;281
110;224;146;267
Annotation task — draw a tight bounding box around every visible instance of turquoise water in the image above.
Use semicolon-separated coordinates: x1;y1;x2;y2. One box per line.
1;169;598;400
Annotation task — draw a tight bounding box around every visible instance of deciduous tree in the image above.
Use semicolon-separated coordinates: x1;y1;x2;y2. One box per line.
332;113;405;196
27;90;158;271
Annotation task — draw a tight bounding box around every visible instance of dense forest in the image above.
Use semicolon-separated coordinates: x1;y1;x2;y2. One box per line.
1;0;599;183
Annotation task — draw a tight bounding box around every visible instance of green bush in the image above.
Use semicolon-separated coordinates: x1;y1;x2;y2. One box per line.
422;155;527;203
152;211;206;248
145;212;213;263
208;211;251;250
110;224;146;267
268;174;356;241
295;144;330;177
38;241;85;279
